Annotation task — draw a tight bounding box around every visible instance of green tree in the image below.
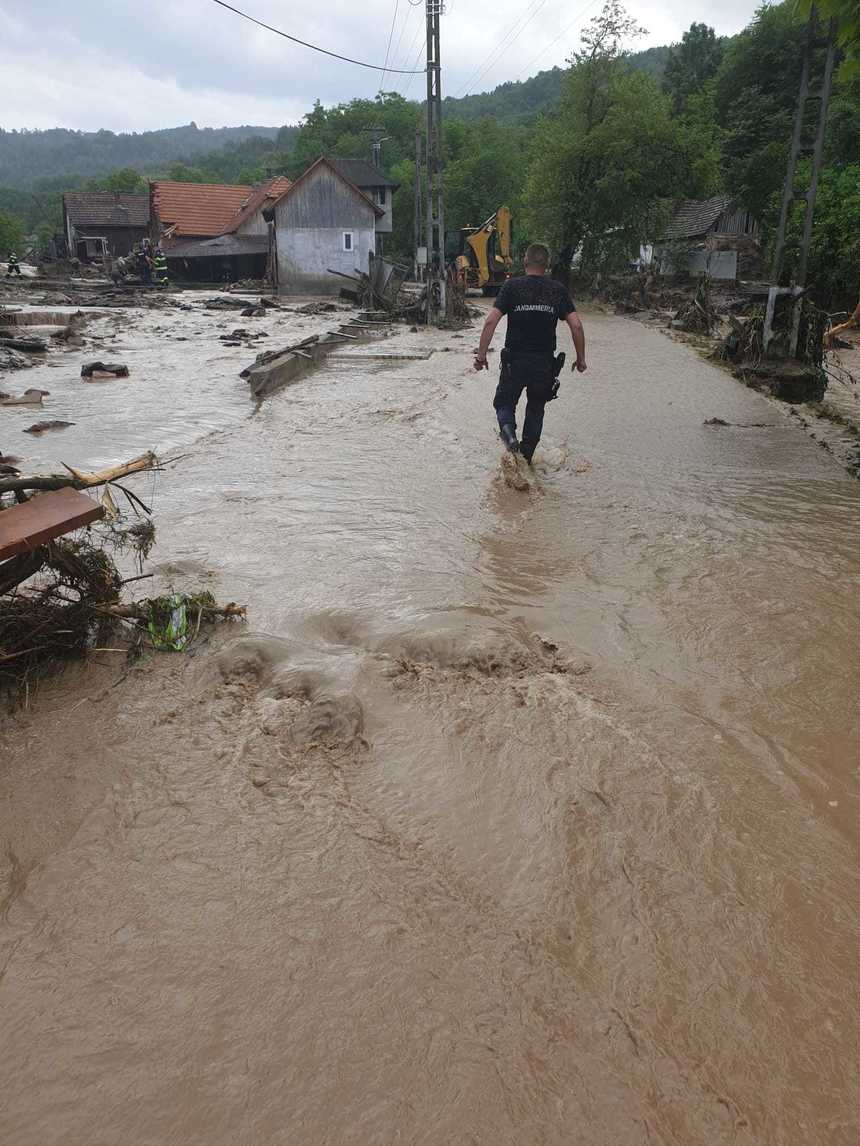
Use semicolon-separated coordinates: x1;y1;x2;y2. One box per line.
287;93;421;179
165;162;216;183
0;209;25;256
768;162;860;307
713;3;807;218
444;118;530;235
663;23;724;115
523;2;690;276
89;167;147;194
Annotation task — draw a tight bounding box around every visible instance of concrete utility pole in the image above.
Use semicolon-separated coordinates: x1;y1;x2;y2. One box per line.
370;127;388;170
414;131;424;282
765;8;838;358
425;0;446;322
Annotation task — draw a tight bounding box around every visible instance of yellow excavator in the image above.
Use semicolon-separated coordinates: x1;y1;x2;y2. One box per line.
453;206;513;295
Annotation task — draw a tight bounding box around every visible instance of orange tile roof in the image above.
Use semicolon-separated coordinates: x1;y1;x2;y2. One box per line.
222;176;292;235
152;181;252;238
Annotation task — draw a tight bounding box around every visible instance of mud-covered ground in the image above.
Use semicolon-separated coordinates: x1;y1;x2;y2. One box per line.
1;299;859;1145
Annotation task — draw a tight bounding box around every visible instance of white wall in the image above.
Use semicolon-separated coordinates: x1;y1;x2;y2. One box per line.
274;164;378;294
276;226;376;294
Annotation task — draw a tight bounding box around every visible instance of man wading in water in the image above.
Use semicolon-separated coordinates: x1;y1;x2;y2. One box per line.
474;242;587;463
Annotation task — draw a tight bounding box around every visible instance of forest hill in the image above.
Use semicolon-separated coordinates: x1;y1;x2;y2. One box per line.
0;0;858;313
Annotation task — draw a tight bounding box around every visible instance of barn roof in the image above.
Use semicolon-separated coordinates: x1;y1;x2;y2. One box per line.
327;158;399;189
151;181;253;238
269;157;385;218
221;176;292;235
663;195;735;239
63;192;150;228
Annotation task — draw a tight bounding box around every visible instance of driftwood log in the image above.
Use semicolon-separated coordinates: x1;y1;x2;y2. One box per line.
825;299;860;348
103;601;247;622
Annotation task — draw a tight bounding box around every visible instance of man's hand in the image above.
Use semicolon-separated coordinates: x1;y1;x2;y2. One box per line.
573;359;587;373
475;307;503;373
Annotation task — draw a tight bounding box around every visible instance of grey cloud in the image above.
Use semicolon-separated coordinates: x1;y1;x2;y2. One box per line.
0;0;761;132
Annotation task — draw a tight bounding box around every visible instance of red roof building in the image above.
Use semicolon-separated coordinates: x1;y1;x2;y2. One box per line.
151;181;252;242
222;176;292;235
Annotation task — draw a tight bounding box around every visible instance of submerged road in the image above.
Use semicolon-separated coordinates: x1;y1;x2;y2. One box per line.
1;309;859;1144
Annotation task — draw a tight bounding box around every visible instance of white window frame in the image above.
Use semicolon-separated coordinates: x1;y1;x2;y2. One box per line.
342;231;354;252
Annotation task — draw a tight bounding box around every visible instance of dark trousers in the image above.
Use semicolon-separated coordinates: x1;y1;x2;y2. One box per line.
493;352;556;459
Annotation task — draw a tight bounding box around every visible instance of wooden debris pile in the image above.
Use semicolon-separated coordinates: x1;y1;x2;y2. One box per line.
671;275;717;335
1;451;245;698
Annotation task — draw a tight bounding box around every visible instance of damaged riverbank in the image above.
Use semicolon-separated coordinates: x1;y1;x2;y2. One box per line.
1;304;859;1144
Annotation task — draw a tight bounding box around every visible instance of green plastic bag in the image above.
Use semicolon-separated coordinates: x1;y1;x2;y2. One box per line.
147;592;189;651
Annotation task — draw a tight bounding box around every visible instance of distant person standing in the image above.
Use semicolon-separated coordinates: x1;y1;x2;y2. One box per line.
6;251;22;277
474;242;587;464
153;248;168;286
136;245;153;285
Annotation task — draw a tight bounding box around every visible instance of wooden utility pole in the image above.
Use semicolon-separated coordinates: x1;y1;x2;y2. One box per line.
765;8;838;358
425;0;445;322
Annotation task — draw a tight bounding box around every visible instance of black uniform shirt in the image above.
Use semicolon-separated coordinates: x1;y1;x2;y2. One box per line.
494;274;576;355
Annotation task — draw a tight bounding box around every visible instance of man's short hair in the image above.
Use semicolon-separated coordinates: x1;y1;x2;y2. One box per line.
523;243;550;270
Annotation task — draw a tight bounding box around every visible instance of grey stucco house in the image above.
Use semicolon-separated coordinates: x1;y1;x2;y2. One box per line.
268;157;384;295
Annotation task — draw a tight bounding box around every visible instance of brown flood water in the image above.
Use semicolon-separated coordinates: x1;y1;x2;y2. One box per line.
1;309;859;1145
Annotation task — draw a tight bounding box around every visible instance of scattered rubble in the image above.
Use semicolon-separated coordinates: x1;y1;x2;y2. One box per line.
204;296;251;311
293;301;338;315
0;335;48;354
23;420;75;434
0;348;33;371
671;277;717;335
0;388;49;406
81;361;130;380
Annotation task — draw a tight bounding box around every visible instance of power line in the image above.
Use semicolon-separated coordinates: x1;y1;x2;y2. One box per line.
454;0;549;98
378;0;401;93
385;0;419;95
516;0;601;79
399;19;429;97
209;0;425;74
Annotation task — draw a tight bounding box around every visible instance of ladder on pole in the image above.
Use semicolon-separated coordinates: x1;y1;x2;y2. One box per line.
767;8;838;358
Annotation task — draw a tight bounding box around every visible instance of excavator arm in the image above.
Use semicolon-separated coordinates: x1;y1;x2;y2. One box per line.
458;207;513;293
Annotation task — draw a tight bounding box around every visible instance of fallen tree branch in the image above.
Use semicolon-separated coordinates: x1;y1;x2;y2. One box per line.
101;601;247;621
0;451;158;498
825;299;860;347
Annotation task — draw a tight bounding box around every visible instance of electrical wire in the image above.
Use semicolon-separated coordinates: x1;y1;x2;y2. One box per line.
398;16;429;98
378;0;401;92
209;0;425;73
453;0;549;98
383;0;418;94
515;0;601;80
401;34;428;98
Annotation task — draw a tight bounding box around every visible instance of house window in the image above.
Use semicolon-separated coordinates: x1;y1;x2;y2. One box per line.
374;186;386;207
343;231;354;252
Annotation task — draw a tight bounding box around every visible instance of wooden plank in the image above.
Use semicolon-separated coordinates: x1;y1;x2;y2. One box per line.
0;487;105;561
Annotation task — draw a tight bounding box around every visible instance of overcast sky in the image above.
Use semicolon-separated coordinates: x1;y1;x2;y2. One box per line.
1;0;760;133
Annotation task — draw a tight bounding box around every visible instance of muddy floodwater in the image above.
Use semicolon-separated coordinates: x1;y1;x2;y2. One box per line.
1;304;859;1144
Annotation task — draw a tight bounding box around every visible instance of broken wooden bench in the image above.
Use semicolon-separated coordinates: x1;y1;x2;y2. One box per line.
0;487;104;563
